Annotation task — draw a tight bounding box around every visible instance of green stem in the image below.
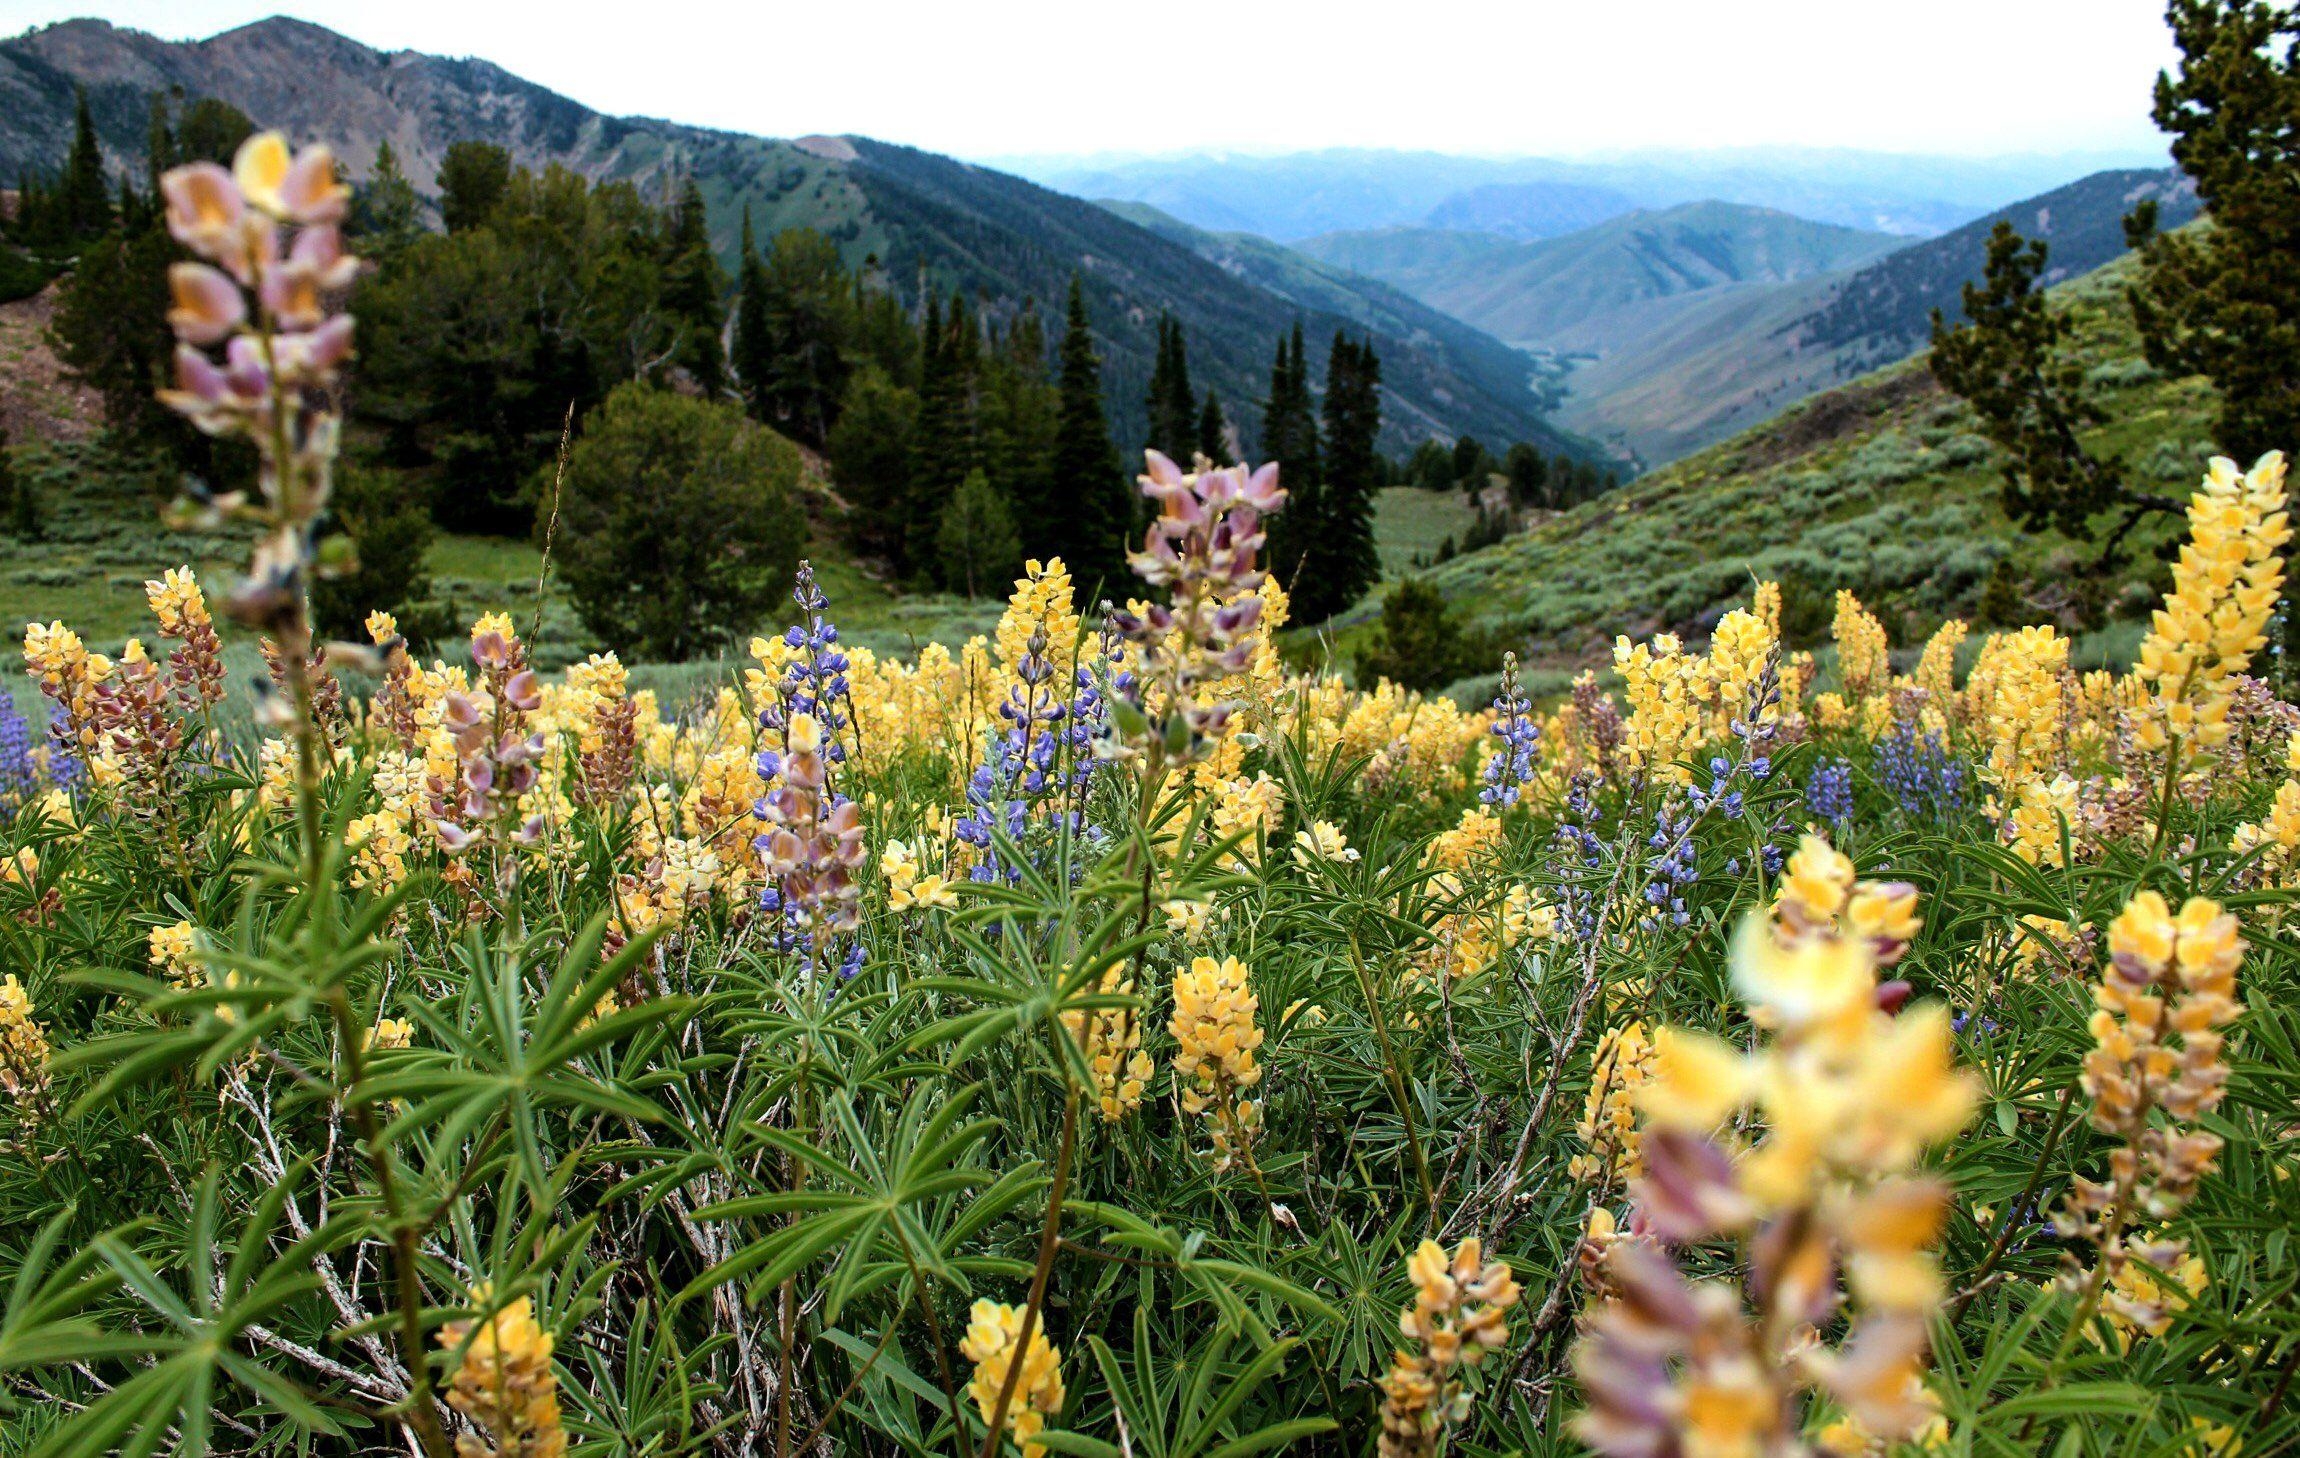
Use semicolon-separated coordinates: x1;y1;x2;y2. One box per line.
975;1082;1078;1458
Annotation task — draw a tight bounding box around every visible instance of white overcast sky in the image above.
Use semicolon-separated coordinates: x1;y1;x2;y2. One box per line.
0;1;2180;160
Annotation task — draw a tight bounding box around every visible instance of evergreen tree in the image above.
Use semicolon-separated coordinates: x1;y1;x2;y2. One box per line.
1196;388;1231;465
1145;314;1197;462
350;139;424;263
660;177;726;398
59;87;113;242
1503;442;1549;508
1931;223;2171;558
437;141;511;234
828;364;921;572
2127;0;2300;464
979;309;1059;543
730;206;774;419
939;467;1023;598
749;227;852;447
1292;332;1381;623
1045;275;1130;592
1261;325;1324;597
911;291;986;579
1452;435;1491;493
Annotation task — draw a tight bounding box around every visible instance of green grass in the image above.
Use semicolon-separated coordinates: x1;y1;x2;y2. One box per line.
1369;486;1479;576
0;442;1006;684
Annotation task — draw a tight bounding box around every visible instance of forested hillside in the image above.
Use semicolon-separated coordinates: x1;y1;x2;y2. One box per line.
0;16;1569;457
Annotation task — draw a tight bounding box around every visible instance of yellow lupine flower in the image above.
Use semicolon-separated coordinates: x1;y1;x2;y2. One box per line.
960;1299;1064;1458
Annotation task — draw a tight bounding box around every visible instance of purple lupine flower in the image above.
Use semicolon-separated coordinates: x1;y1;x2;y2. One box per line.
1803;757;1856;827
1480;652;1540;808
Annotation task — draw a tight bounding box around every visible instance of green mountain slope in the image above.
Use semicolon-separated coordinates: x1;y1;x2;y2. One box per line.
1346;247;2215;668
0;17;1571;458
1095;200;1588;437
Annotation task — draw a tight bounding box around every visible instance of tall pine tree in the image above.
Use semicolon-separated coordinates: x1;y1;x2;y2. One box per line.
1197;388;1231;466
659;177;725;398
1046;275;1130;593
59;87;113;242
730;207;774;420
1261;324;1324;600
1294;332;1382;623
1144;314;1197;462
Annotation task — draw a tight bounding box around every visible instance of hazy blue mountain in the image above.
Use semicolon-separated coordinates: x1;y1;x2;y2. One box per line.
1002;145;2168;242
1421;181;1641;240
1358;201;1903;348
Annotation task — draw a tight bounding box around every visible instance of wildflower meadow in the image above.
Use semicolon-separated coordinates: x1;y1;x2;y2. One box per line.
1;128;2298;1458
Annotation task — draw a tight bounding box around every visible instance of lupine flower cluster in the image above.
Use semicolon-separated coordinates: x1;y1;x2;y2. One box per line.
1569;1020;1656;1186
961;1299;1065;1458
1376;1238;1520;1458
1804;755;1855;827
1062;967;1154;1122
437;1289;567;1458
155;132;354;639
2132;453;2289;763
1874;723;1969;821
755;711;866;971
1108;451;1285;769
1574;832;1972;1457
1168;953;1265;1171
2056;890;2242;1338
0;973;51;1133
1479;652;1540;807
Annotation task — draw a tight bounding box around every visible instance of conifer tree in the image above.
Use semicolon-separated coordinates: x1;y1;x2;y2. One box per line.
1197;387;1231;465
980;309;1059;540
350;140;423;262
1293;332;1382;622
939;467;1023;599
660;177;726;398
1046;275;1130;592
1145;314;1197;462
59;87;113;242
752;228;852;447
437;140;511;234
730;206;774;419
828;364;920;572
1262;324;1324;599
2126;0;2300;464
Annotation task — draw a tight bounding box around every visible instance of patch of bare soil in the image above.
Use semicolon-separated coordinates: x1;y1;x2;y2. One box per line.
0;283;102;446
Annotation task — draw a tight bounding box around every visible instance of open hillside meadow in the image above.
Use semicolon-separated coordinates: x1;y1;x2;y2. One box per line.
0;110;2294;1458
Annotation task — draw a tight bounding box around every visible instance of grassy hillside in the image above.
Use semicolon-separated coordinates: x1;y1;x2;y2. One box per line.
0;18;1570;460
1336;247;2216;674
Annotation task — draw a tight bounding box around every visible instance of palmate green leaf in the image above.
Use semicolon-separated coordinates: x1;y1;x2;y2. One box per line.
26;1165;347;1458
364;912;684;1197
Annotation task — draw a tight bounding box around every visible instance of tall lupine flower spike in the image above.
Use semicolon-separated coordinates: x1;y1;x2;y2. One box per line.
1106;451;1284;769
755;711;867;971
2055;890;2242;1339
0;973;53;1134
1573;830;1974;1457
2132;453;2290;765
155;130;360;873
1168;953;1266;1172
1376;1237;1521;1458
1479;652;1540;808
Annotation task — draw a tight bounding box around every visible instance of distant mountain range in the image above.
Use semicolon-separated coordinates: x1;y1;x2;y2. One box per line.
1301;202;1904;350
1290;169;2198;465
0;17;1582;459
1007;145;2170;243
